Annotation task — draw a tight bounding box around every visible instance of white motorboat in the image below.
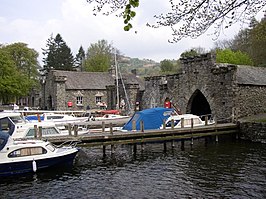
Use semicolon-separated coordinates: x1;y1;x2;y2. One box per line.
0;131;79;177
0;112;89;139
160;114;214;129
25;112;88;124
91;114;130;121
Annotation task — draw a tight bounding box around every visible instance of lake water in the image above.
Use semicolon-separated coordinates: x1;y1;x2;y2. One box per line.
1;136;266;199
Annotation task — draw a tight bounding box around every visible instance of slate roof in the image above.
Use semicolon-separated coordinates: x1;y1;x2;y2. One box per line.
52;70;114;90
120;73;145;91
236;65;266;86
51;70;145;90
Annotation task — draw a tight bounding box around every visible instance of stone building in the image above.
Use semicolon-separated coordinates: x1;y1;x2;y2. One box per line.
142;53;266;122
41;69;144;114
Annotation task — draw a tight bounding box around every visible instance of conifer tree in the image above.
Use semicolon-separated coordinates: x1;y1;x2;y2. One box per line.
75;46;85;71
42;33;74;73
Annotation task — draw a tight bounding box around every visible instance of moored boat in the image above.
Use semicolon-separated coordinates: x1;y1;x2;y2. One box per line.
25;112;88;124
0;131;79;177
92;113;130;121
160;114;214;129
0;111;89;139
122;107;175;131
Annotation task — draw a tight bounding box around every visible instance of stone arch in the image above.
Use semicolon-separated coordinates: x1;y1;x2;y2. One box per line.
187;89;211;117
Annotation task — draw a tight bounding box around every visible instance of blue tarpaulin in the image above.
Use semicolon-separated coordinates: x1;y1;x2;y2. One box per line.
25;115;44;122
122;107;174;131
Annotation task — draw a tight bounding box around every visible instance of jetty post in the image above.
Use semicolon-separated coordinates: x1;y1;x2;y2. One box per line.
38;126;42;139
191;118;194;146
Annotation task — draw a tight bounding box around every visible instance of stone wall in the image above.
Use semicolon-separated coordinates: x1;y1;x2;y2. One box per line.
237;85;266;118
142;54;237;122
65;90;108;111
54;77;67;110
240;122;266;143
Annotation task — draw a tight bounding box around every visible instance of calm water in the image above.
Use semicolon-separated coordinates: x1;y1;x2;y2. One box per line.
1;136;266;199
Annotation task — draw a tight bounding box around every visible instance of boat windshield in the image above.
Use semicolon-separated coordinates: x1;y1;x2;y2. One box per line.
10;116;26;124
26;127;60;137
45;143;56;152
0;131;9;150
0;117;15;136
165;119;180;127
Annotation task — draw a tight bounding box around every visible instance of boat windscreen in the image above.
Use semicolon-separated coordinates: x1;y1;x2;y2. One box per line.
165;119;180;127
0;131;9;150
0;117;15;136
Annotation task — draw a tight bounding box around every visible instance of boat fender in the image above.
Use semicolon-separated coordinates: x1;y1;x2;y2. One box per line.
32;159;37;172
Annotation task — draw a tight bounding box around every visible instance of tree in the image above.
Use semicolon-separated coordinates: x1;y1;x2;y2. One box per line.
216;49;253;65
42;33;75;73
86;0;265;42
180;47;206;58
75;46;85;71
249;16;266;66
3;43;40;85
84;39;114;72
214;39;233;50
160;59;174;73
214;16;266;67
0;48;31;104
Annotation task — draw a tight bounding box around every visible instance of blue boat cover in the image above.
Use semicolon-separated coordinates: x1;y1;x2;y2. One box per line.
122;107;174;131
25;115;44;121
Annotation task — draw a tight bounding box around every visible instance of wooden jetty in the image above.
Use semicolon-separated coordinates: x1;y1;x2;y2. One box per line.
45;122;239;149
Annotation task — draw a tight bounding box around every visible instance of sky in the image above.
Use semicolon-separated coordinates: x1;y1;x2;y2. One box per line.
0;0;263;64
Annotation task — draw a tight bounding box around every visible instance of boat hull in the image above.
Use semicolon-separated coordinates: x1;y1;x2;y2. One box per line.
0;150;78;177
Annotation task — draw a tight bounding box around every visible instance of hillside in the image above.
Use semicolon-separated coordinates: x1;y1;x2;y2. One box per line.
118;56;161;77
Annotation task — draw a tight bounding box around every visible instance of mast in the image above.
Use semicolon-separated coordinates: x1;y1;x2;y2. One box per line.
114;51;119;110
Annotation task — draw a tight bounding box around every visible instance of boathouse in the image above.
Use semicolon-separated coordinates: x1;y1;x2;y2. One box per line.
41;68;144;112
142;53;266;122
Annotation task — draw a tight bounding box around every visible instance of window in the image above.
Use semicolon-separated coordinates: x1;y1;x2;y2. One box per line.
47;115;64;120
95;96;102;104
46;143;56;152
77;96;83;105
166;120;180;127
8;147;47;158
26;127;60;137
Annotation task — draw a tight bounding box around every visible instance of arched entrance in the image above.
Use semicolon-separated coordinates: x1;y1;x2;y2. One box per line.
187;90;211;118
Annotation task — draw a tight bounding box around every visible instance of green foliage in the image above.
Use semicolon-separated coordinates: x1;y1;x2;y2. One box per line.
3;43;40;85
75;46;85;70
0;49;32;103
249;18;266;67
180;49;199;58
216;49;253;65
160;59;174;72
43;34;75;73
84;40;113;72
215;16;266;67
123;0;139;31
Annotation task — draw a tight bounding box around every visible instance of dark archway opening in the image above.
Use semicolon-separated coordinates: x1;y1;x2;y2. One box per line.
188;90;211;118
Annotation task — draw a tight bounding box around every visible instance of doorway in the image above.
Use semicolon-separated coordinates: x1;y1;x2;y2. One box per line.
187;90;211;118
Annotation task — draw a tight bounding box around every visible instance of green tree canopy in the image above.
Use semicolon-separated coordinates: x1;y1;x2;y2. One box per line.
42;33;75;73
216;49;253;65
249;17;266;67
160;59;174;73
0;49;31;104
214;16;266;67
3;43;40;84
180;49;200;59
75;46;85;71
84;39;114;72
